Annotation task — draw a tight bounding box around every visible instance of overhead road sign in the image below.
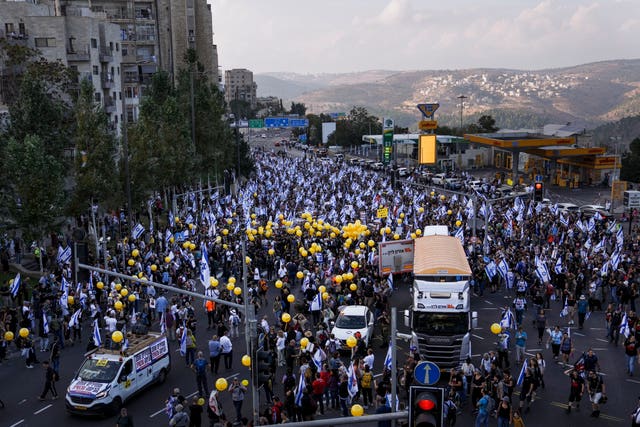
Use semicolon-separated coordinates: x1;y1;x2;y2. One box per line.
264;117;290;128
413;360;441;385
289;118;309;127
417;103;440;118
418;120;438;131
249;119;264;129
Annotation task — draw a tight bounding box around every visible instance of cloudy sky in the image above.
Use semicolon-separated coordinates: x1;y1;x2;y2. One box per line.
211;0;638;74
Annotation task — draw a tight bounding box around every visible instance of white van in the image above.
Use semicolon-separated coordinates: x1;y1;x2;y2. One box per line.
65;333;171;415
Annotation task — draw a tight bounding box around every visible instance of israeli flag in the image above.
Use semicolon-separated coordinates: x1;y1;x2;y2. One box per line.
617;227;624;247
384;342;393;371
199;243;211;290
179;326;187;356
295;372;306;406
587;218;596;234
554;257;563;274
68;309;82;329
92;319;102;347
309;292;322;311
10;272;21;297
620;313;630;338
165;229;172;244
497;259;509;279
347;364;359;397
594;237;606;253
559;214;569;227
610;251;621;270
131;223;145;240
57;245;72;265
454;226;464;244
160;311;167;335
516;358;528;386
500;309;516;330
169;211;175;228
43;311;50;334
485;261;497;281
387;273;394;290
312;348;325;371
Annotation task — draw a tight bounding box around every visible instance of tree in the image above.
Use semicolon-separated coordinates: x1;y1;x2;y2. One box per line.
326;106;381;147
68;79;119;216
621;137;640;183
5;134;65;242
289;102;306;116
478;115;498;133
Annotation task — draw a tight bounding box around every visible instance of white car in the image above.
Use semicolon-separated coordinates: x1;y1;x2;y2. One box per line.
331;305;374;349
556;202;580;213
431;173;447;186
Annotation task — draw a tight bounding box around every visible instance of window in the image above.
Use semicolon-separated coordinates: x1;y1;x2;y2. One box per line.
115;43;119;52
91;38;97;48
93;66;99;75
94;92;101;102
35;37;56;47
18;23;25;36
5;23;14;35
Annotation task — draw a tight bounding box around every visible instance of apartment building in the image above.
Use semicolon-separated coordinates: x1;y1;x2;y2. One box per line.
0;0;124;133
224;68;257;110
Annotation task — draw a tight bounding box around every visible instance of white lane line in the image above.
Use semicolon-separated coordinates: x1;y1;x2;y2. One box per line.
572;332;585;336
9;420;25;427
589;327;606;330
472;334;485;340
596;338;609;343
150;373;241;418
17;399;27;405
591;348;608;351
484;300;494;305
34;404;52;415
627;379;640;384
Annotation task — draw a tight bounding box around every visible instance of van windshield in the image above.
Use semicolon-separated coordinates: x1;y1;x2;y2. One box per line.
77;358;122;383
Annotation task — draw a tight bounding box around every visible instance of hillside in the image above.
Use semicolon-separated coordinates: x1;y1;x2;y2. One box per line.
255;59;640;130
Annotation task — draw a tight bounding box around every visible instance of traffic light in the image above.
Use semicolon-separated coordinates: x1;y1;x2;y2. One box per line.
534;182;544;202
256;350;272;387
409;386;444;427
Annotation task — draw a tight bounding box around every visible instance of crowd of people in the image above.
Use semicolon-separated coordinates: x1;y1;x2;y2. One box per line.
1;146;640;426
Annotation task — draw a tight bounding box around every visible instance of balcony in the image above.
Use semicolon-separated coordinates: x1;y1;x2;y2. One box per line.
1;30;29;46
104;97;116;114
67;49;90;62
99;47;113;62
101;76;114;89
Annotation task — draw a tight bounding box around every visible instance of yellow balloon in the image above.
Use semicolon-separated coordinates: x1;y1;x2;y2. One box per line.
322;292;329;300
350;283;357;291
268;248;275;256
151;264;158;272
300;337;309;348
447;210;453;216
112;330;124;343
411;233;417;239
368;240;375;247
169;237;175;244
287;294;295;303
359;242;366;249
456;220;462;227
131;249;139;258
114;301;123;311
351;404;364;417
215;378;228;391
210;277;219;287
189;243;196;251
165;256;171;263
335;275;343;284
296;271;304;279
127;259;135;266
115;283;122;291
281;313;291;323
275;280;283;289
120;288;129;297
229;277;236;285
4;331;14;341
440;195;446;200
351;261;359;269
197;397;205;406
318;285;326;294
416;229;422;236
189;223;195;230
19;328;29;338
226;283;235;291
491;323;502;334
393;233;400;240
346;336;357;348
222;229;229;236
226;218;233;225
183;242;190;249
128;294;136;302
241;355;251;367
241;379;249;387
96;281;104;289
234;287;242;296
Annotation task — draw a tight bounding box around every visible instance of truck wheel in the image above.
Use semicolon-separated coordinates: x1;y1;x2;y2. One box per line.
157;369;167;385
109;397;122;416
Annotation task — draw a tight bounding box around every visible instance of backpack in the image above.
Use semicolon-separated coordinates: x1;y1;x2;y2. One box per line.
486;396;495;414
361;372;373;388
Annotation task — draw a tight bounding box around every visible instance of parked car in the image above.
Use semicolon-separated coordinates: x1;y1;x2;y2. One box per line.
330;305;375;349
431;173;447;186
397;167;410;177
556;202;580;213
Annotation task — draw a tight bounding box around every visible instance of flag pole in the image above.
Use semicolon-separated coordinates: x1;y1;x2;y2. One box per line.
391;306;398;424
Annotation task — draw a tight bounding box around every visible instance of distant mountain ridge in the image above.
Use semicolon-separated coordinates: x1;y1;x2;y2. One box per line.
255;59;640;130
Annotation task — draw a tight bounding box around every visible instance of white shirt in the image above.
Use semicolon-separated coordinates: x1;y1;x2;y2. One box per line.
363;354;375;371
261;319;270;333
104;316;117;332
276;336;286;351
220;335;232;353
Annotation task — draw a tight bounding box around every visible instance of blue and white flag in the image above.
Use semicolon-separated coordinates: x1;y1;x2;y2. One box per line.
616;227;624;247
160;311;167;335
92;319;102;347
620;313;630;338
485;261;497;281
294;372;306;406
165;229;173;244
166;395;176;419
387;273;394;291
347;364;359;397
312;348;325;371
10;272;21;297
57;245;72;265
559;214;569;227
516;358;528;386
610;251;621;270
587;218;596;234
199;243;211;290
179;326;187;356
68;309;82;329
131;223;145;240
497;259;509;280
43;311;50;334
60;276;70;293
454;226;464;244
168;211;175;228
309;292;322;312
554;257;563;274
500;309;516;330
384;342;393;372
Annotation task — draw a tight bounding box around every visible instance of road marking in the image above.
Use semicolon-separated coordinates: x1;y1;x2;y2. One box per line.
472;334;485;340
471;354;482;357
480;307;499;310
600;414;623;422
590;327;606;330
596;338;609;343
9;420;25;427
550;401;568;409
572;332;585;336
591;348;607;351
484;300;494;305
34;404;52;415
17;399;27;405
627;379;640;384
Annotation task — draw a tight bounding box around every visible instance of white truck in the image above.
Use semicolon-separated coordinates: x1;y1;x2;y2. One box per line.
65;332;171;415
405;231;477;369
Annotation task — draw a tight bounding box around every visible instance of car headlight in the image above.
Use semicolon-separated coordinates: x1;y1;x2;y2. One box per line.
95;386;111;399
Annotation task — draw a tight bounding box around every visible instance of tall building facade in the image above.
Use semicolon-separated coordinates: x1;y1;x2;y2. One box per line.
224;68;257;110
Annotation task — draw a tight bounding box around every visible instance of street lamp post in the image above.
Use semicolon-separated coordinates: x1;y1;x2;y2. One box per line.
610;136;621;214
457;95;467;172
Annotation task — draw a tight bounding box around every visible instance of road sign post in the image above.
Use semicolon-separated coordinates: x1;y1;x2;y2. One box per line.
416;103;440;118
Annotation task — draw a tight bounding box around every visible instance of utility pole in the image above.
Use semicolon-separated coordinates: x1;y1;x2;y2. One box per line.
457;95;467;172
